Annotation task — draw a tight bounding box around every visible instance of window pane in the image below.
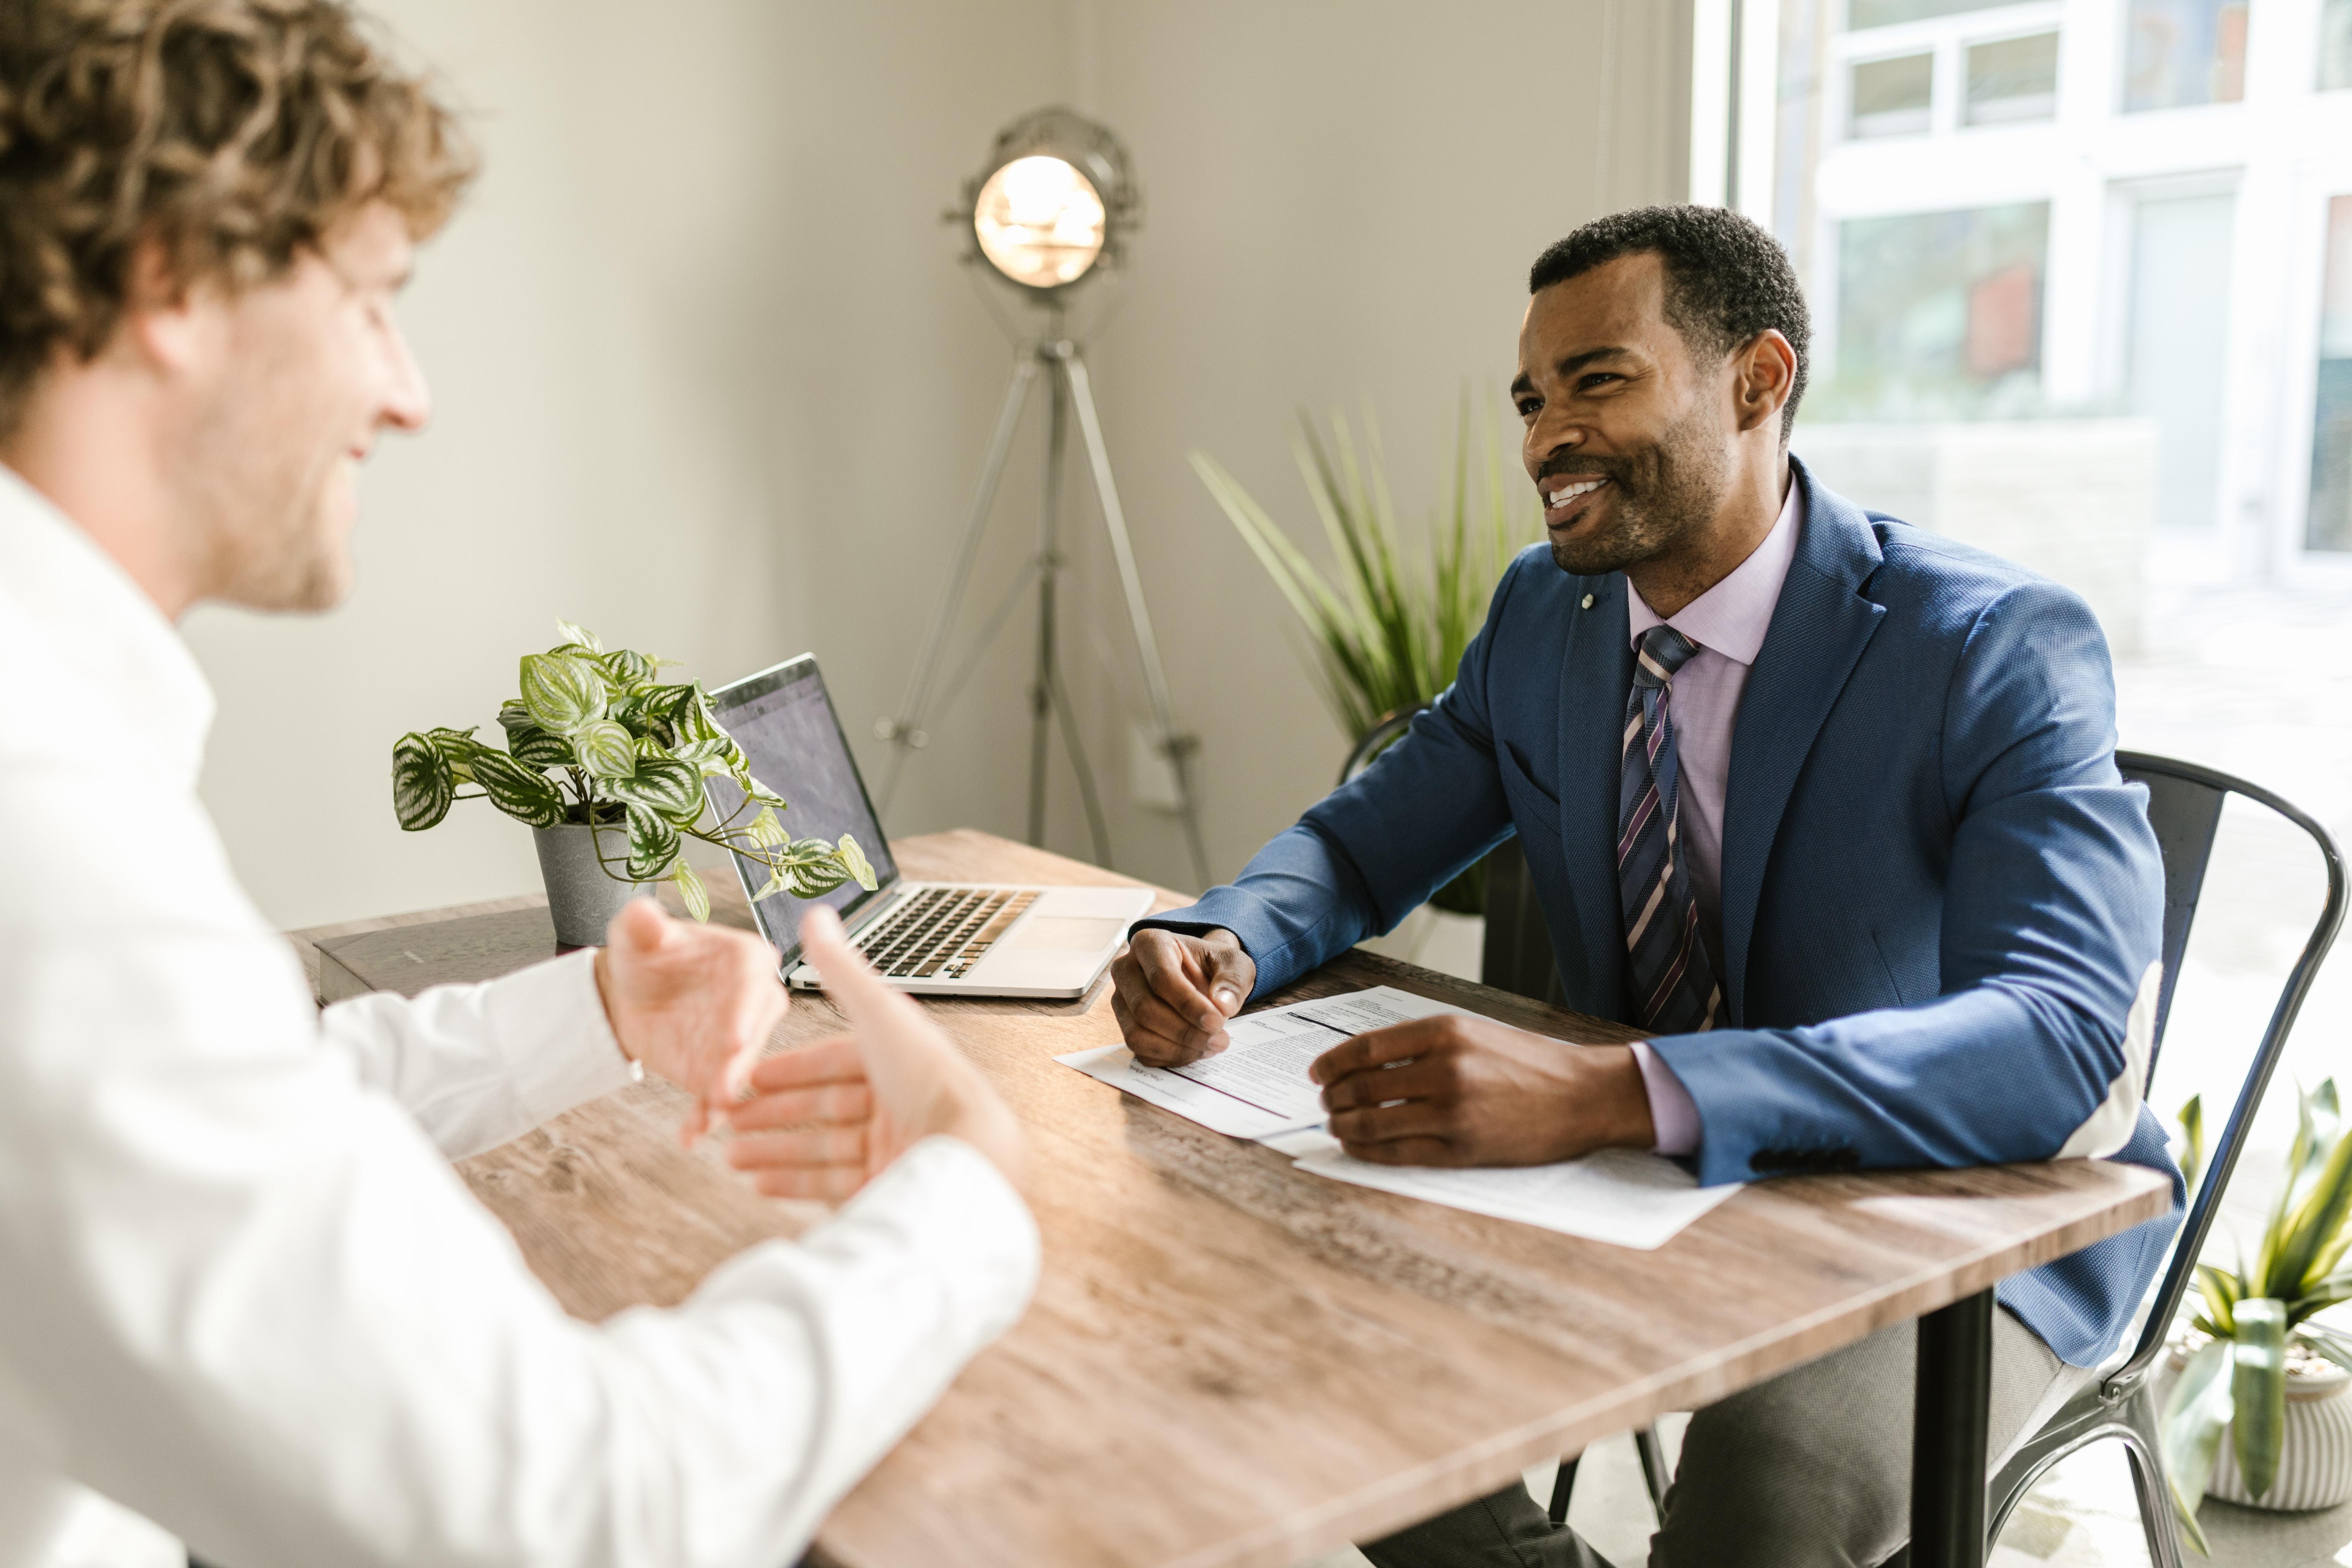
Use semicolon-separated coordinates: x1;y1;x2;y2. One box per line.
1850;52;1934;138
2124;0;2249;111
2324;0;2352;91
1966;32;2059;124
1849;0;2009;28
1827;203;2048;418
2310;196;2352;551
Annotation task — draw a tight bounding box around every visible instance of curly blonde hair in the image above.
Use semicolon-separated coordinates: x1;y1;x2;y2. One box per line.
0;0;475;434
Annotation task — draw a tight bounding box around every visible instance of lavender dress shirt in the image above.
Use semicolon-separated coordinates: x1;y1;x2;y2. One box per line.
1625;477;1802;1155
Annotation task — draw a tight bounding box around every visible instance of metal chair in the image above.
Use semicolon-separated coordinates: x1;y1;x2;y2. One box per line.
1337;704;1428;787
1982;754;2342;1566
1539;752;2345;1553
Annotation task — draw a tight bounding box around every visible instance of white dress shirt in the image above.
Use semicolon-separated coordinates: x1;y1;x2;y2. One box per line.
0;466;1040;1568
1623;477;1802;1155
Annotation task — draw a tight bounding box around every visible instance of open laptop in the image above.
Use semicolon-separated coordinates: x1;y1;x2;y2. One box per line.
704;655;1153;999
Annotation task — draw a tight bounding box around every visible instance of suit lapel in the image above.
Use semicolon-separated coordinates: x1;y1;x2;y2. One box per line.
1558;572;1633;1017
1719;461;1887;1022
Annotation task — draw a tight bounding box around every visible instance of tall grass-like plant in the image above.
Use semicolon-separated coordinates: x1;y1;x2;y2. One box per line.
1190;404;1542;916
2162;1081;2352;1552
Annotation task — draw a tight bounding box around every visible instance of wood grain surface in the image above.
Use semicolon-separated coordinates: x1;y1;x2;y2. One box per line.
290;829;2172;1568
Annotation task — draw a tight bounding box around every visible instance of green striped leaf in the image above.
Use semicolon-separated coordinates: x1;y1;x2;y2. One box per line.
671;861;710;922
554;620;602;653
392;732;454;831
496;702;572;769
468;749;565;828
837;833;877;890
747;807;789;847
605;756;701;822
505;721;572;769
596;648;656;692
573;718;635;779
625;805;680;881
519;652;607;734
2232;1299;2289;1499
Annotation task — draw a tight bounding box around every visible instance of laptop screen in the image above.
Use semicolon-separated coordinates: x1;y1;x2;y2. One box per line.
704;656;899;965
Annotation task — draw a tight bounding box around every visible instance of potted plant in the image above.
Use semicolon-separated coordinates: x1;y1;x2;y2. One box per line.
1190;405;1539;959
2161;1081;2352;1550
392;622;875;947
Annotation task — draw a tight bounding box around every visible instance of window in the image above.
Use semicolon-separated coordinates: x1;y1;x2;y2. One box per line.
2123;0;2248;112
1849;0;2012;27
1827;203;2048;418
2311;197;2352;552
1965;32;2059;125
2324;0;2352;92
1850;52;1934;138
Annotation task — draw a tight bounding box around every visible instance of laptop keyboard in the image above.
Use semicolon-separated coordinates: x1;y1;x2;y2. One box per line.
853;887;1040;980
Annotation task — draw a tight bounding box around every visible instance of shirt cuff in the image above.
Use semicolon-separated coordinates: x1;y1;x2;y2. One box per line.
1632;1040;1701;1156
485;947;635;1128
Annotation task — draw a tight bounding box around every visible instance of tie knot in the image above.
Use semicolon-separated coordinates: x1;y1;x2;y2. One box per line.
1633;625;1700;689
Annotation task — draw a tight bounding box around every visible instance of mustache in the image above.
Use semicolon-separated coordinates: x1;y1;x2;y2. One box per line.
1535;453;1623;484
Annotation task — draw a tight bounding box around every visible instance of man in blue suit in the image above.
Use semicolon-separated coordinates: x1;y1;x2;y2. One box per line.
1109;206;2178;1566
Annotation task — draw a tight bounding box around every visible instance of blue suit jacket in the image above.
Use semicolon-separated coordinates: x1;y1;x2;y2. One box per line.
1147;460;2182;1367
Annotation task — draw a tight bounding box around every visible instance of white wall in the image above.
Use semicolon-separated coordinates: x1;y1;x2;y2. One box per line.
1054;0;1692;895
187;0;1690;926
188;0;1064;927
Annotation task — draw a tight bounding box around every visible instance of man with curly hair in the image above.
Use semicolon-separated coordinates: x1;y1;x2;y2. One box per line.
0;5;1037;1566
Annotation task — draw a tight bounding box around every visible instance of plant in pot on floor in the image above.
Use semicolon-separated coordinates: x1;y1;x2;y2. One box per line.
391;622;876;947
2162;1080;2352;1550
1191;403;1540;927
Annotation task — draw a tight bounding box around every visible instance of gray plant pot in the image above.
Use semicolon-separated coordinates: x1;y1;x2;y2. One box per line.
532;821;650;948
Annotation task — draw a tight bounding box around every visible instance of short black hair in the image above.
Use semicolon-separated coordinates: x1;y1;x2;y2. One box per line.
1528;205;1810;440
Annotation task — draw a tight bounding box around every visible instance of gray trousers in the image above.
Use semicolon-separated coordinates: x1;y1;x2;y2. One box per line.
1362;1306;2080;1568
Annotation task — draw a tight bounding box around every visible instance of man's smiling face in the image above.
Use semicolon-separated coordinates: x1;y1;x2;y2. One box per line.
1512;251;1734;578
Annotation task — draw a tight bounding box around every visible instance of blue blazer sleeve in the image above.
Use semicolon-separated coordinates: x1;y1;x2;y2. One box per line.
1649;581;2166;1188
1134;557;1528;997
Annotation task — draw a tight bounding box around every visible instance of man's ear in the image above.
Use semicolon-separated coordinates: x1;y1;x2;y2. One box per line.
114;237;217;375
1731;329;1796;436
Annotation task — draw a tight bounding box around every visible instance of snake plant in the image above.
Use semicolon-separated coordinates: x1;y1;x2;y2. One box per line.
2162;1080;2352;1551
391;622;875;922
1191;404;1541;915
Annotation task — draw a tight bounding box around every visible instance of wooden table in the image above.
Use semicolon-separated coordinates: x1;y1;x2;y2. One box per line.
294;830;2170;1568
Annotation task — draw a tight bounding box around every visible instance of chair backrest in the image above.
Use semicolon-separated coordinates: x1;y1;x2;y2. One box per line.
1336;704;1428;789
2108;751;2346;1389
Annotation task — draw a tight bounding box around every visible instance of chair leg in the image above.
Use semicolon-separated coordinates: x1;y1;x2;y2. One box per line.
1548;1456;1577;1527
1634;1424;1671;1519
2119;1390;2186;1568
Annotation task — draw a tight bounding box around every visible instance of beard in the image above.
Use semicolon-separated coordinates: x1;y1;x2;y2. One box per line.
1542;398;1731;578
181;383;357;614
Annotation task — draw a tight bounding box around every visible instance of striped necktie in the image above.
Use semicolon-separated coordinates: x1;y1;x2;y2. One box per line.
1618;624;1721;1034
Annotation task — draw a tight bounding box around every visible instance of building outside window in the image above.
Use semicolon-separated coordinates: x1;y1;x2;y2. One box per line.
2315;195;2352;551
1759;0;2352;581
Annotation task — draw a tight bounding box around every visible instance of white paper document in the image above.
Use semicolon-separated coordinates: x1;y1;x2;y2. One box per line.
1288;1137;1739;1251
1056;985;1470;1138
1059;985;1744;1249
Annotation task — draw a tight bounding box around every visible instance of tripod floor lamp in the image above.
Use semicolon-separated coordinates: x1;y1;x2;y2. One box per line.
874;107;1211;889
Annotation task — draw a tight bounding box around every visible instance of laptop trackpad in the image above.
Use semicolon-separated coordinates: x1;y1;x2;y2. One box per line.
1003;915;1125;953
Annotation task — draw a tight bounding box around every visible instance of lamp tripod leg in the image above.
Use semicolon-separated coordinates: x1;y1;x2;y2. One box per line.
878;356;1040;819
1047;664;1113;866
1059;350;1213;889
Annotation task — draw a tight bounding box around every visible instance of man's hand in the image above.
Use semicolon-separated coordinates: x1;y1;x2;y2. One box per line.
1309;1015;1656;1167
722;905;1026;1201
1109;926;1257;1067
593;898;786;1146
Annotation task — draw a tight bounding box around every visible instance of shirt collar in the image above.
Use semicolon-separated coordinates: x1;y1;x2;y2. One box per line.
0;463;215;788
1625;471;1803;667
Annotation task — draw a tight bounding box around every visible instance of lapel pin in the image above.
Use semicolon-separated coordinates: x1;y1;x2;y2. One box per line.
1581;594;1595;610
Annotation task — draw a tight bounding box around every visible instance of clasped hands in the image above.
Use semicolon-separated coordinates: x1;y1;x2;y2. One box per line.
592;898;1024;1199
1110;927;1654;1165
